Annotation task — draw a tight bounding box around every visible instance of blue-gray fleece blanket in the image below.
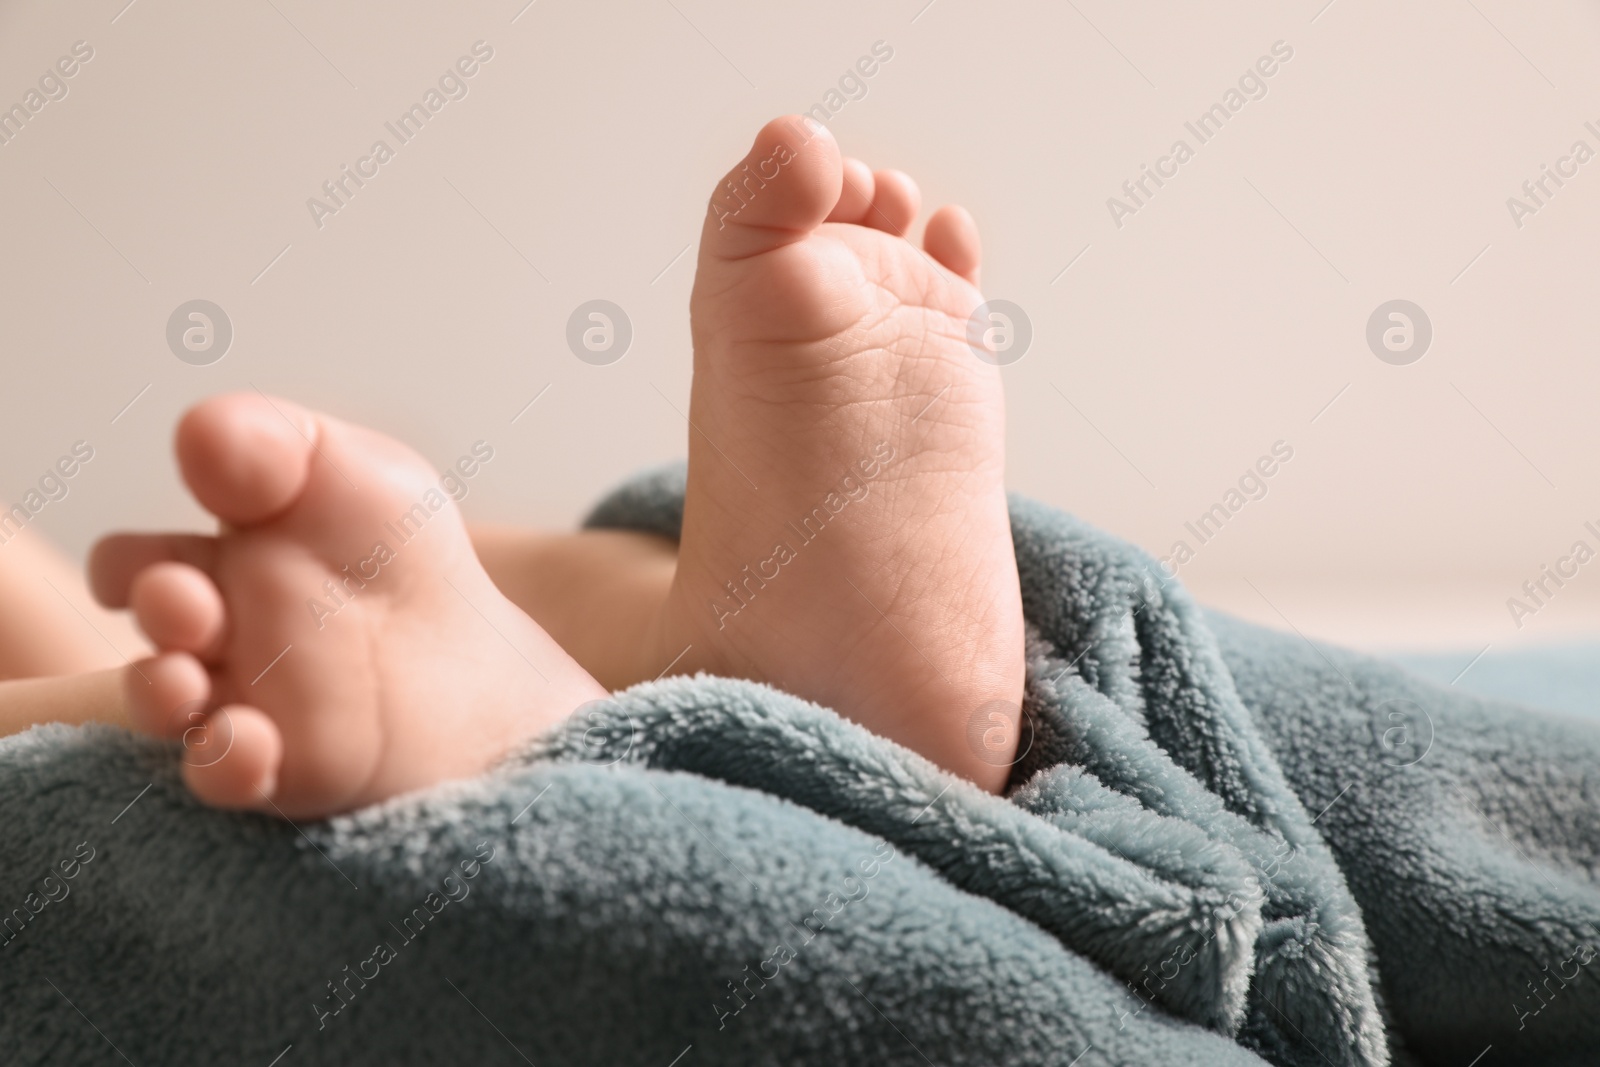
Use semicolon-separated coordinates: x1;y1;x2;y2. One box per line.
2;466;1596;1067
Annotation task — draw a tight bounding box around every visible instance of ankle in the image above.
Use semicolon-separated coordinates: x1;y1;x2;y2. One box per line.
472;527;678;691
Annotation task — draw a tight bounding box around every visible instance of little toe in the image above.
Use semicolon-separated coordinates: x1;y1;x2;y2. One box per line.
129;562;225;657
90;533;216;609
923;204;983;285
181;705;283;811
176;393;317;527
826;157;876;224
127;651;212;738
864;169;921;236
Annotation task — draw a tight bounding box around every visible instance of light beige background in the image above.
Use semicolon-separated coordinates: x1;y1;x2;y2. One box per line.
2;0;1597;655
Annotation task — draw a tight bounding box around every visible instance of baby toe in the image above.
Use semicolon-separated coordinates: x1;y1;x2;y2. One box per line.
181;705;282;810
176;393;317;526
129;561;225;657
128;651;212;739
923;204;982;285
865;168;921;236
826;157;876;223
701;115;843;260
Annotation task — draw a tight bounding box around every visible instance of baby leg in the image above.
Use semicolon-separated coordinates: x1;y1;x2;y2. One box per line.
0;526;148;680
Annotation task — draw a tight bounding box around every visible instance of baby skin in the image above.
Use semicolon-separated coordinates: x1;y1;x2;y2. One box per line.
85;115;1025;816
89;395;608;819
642;115;1026;790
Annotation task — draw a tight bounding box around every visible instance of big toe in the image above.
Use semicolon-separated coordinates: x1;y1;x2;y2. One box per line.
176;393;316;527
702;115;842;259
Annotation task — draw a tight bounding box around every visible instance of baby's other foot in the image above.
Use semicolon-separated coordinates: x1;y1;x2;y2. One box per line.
91;394;605;818
654;116;1026;791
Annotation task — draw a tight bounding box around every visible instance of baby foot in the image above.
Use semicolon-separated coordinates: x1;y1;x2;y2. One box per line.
652;116;1026;791
90;394;605;819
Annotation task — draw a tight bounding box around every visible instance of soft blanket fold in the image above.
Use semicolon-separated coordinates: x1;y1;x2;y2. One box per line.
1;464;1595;1066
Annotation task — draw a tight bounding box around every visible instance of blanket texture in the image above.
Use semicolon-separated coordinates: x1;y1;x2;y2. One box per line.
1;465;1596;1066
